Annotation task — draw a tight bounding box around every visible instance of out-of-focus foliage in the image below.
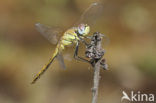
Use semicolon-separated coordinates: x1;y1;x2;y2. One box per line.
0;0;156;103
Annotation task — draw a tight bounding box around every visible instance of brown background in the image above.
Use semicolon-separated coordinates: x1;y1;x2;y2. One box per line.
0;0;156;103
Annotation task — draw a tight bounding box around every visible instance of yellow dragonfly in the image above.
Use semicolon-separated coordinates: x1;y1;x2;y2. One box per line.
31;2;104;84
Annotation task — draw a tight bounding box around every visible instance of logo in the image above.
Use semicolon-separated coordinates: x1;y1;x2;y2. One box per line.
121;91;155;102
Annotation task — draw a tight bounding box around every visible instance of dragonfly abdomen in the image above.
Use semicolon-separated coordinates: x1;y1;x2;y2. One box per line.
31;47;58;84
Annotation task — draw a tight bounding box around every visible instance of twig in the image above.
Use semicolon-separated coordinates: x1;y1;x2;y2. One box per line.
85;32;108;103
92;60;101;103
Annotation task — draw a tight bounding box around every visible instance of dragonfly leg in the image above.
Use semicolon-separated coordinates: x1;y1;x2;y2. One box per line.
81;39;89;46
85;36;92;39
78;36;89;46
74;42;90;63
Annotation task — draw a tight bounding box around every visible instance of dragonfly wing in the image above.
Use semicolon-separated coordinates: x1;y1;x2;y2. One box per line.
75;2;104;27
57;53;66;69
35;23;63;44
102;34;110;47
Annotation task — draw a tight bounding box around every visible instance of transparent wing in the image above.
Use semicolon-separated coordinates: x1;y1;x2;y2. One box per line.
75;2;103;27
102;34;110;47
57;53;66;69
35;23;64;44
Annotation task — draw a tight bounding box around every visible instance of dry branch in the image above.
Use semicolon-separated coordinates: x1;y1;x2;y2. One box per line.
85;32;108;103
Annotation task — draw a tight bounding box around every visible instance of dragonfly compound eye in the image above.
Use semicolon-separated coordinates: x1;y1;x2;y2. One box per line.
78;24;90;36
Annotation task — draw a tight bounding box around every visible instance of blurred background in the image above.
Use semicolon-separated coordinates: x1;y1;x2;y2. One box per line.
0;0;156;103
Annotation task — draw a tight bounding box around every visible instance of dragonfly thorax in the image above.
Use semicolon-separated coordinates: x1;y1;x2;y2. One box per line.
77;24;90;36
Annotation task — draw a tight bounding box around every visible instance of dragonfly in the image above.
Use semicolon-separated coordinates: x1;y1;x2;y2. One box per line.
31;2;104;84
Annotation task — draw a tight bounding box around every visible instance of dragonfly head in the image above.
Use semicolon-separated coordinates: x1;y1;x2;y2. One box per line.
77;24;90;36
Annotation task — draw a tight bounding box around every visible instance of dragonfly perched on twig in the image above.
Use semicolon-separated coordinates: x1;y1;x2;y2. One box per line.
31;2;105;84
